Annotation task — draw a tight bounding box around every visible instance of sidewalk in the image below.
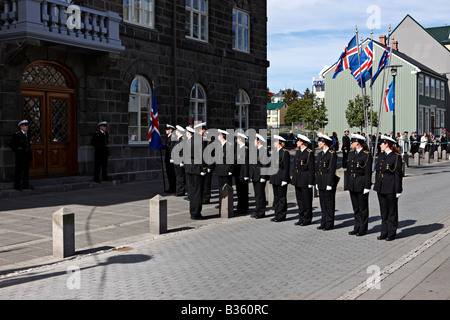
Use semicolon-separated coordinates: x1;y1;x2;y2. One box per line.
0;155;449;300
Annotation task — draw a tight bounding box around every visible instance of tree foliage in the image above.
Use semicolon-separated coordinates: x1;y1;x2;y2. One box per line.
282;89;300;106
345;95;378;132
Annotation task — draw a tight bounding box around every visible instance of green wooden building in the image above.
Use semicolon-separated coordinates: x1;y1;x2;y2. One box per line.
322;37;448;139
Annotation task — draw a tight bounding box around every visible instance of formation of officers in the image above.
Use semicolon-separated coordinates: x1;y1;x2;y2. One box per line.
164;123;403;242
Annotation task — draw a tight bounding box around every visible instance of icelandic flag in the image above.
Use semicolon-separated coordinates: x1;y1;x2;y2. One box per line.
332;36;359;79
384;79;395;112
352;40;373;88
371;37;391;87
148;88;164;151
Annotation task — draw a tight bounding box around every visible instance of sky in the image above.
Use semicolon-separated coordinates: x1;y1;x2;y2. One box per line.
267;0;450;94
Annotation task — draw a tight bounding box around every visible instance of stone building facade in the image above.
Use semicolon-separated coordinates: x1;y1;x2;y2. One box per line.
0;0;269;184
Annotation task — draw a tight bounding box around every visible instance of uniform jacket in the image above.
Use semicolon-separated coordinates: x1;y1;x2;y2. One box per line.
249;146;269;182
184;134;207;176
342;135;350;152
291;147;315;187
345;149;373;192
233;144;249;181
91;130;109;156
216;140;235;177
269;147;291;185
9;131;32;161
373;151;403;194
164;133;175;163
315;148;337;190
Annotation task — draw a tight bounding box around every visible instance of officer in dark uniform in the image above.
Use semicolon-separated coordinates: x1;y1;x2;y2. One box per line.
194;122;213;204
249;134;269;219
269;135;291;222
315;133;338;230
163;124;176;193
373;135;403;241
233;132;250;214
291;134;315;226
9;120;32;191
91;121;110;183
185;124;207;220
216;129;234;192
345;134;373;236
173;125;186;197
342;129;351;168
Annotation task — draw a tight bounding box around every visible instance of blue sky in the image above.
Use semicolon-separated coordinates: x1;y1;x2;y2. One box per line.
267;0;450;94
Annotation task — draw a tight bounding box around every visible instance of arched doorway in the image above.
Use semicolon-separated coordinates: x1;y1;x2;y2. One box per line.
21;61;77;177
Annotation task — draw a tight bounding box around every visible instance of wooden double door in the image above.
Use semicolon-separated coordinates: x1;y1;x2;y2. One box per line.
22;90;77;177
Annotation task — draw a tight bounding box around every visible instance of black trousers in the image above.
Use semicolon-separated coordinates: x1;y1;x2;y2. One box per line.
349;191;369;233
94;153;108;181
252;180;266;217
319;189;336;229
187;173;205;218
203;170;213;202
377;193;398;238
174;165;186;196
342;151;348;168
14;159;30;188
165;161;176;192
273;184;288;220
234;177;249;212
295;186;313;224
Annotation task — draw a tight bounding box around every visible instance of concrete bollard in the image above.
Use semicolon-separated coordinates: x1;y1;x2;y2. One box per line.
403;153;409;167
443;150;447;161
220;184;234;218
434;151;439;163
52;207;75;259
149;195;167;235
336;168;345;192
414;153;421;166
424;151;430;163
266;182;274;208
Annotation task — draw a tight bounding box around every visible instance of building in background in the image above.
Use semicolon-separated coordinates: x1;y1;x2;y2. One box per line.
267;102;288;128
0;0;269;184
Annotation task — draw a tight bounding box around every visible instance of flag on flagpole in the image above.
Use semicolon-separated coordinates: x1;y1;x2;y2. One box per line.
332;35;359;79
384;79;395;112
148;88;165;151
352;39;373;88
371;36;391;87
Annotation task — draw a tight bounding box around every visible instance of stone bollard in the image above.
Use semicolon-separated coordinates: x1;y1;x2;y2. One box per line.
424;151;430;163
414;153;421;166
266;182;274;208
443;150;447;161
149;195;167;235
403;153;409;167
220;184;234;218
336;168;345;192
434;151;439;163
53;207;75;259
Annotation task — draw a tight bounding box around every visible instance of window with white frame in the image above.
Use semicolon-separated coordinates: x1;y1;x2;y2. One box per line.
128;75;152;144
418;108;424;134
235;89;250;129
232;8;250;53
418;74;424;96
431;78;435;98
425;76;430;97
441;81;445;101
123;0;155;28
436;81;441;100
441;110;445;128
185;0;208;41
189;83;207;126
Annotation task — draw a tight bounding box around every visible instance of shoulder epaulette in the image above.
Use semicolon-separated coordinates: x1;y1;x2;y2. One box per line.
307;148;312;153
363;150;370;154
329;150;335;153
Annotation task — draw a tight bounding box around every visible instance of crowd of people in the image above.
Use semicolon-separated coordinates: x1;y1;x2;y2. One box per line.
162;123;403;241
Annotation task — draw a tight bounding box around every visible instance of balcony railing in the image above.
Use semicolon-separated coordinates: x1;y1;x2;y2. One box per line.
0;0;124;54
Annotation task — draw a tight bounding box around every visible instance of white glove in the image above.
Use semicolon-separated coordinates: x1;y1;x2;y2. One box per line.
308;185;313;189
326;185;332;191
363;188;370;194
260;178;266;183
281;181;288;186
200;172;206;176
315;184;318;190
396;193;402;198
207;168;211;173
180;162;184;167
169;159;174;163
244;177;249;181
228;172;232;176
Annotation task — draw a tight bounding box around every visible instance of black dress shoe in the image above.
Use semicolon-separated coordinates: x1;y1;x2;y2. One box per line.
323;227;333;231
317;226;324;230
254;215;265;219
295;221;302;226
377;236;387;240
386;237;396;241
191;215;204;220
300;222;311;226
356;232;366;236
348;230;358;235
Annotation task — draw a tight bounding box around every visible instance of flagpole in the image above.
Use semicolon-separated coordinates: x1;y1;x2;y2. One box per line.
370;29;374;141
153;80;167;192
356;26;368;133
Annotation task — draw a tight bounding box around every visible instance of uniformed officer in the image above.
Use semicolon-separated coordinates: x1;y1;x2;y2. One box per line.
91;121;110;183
373;135;403;241
249;134;269;219
291;134;315;226
342;129;351;168
9;120;32;191
345;133;373;236
233;132;250;214
269;135;291;222
315;133;338;230
194;122;213;204
173;125;186;197
164;124;176;194
185;124;207;220
216;129;234;192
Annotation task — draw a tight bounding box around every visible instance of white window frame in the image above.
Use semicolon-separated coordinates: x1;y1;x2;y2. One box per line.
436;80;440;100
128;75;152;145
189;83;207;125
418;107;424;135
235;89;250;129
425;76;430;97
431;78;435;99
418;74;424;96
123;0;155;29
441;81;445;101
232;8;250;53
185;0;208;42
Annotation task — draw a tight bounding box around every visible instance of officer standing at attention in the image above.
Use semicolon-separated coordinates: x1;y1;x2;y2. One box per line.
9;120;33;191
249;134;269;219
216;129;234;192
163;124;176;194
270;135;291;222
315;133;338;230
233;132;250;214
291;134;315;226
91;121;110;183
194;122;213;204
345;134;373;236
173;125;186;197
342;129;350;168
373;135;403;241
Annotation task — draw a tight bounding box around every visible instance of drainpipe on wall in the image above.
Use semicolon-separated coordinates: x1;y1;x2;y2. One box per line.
173;0;178;124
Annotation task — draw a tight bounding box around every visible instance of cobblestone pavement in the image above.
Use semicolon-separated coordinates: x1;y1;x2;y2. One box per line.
0;158;449;302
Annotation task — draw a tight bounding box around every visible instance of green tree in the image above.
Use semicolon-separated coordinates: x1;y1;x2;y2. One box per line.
345;95;378;132
284;89;328;131
282;89;299;105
